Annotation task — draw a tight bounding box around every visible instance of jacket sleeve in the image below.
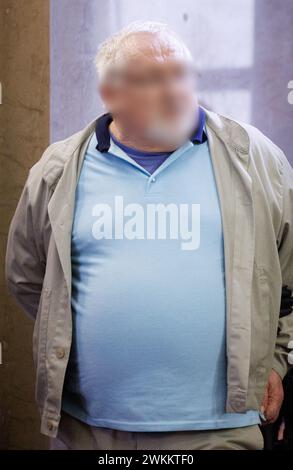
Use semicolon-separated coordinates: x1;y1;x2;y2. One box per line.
272;150;293;380
5;171;47;321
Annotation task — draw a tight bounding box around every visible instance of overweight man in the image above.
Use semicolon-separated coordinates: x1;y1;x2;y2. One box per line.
5;20;293;450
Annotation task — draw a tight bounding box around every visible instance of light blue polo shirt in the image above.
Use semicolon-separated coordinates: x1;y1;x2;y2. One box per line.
62;130;261;431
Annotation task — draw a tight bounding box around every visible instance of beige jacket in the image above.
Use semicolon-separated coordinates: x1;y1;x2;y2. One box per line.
5;106;293;438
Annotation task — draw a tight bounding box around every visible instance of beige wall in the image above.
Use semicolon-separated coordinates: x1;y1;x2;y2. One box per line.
0;0;49;450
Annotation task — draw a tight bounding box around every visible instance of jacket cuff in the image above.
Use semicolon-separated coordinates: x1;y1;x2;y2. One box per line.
272;354;289;380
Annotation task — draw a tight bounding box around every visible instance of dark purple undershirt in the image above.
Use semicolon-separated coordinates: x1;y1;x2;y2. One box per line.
109;130;173;174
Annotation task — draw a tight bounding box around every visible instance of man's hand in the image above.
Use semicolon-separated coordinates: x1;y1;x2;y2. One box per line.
260;369;284;425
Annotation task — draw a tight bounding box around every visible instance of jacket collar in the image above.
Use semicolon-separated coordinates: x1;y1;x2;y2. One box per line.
203;106;250;155
95;105;207;153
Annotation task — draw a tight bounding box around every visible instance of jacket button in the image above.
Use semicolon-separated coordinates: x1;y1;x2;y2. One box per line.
47;420;54;430
56;347;65;359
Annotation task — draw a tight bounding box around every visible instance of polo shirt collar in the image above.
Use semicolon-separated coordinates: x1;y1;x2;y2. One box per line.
95;105;207;153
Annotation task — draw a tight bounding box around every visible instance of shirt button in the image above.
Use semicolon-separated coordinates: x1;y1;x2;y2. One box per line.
151;177;156;182
56;347;65;359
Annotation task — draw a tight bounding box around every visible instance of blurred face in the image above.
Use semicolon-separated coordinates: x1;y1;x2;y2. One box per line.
99;32;199;147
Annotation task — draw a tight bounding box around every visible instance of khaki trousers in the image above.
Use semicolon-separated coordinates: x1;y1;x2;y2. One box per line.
50;411;264;450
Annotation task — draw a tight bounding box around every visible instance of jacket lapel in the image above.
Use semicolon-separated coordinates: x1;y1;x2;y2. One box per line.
47;121;96;299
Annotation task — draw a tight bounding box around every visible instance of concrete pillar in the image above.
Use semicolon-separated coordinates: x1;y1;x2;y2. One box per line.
0;0;49;450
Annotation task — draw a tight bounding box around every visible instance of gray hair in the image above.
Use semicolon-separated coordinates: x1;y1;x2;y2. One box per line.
94;20;194;84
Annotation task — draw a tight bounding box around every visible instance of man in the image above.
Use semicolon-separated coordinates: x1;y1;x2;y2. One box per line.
5;20;293;450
